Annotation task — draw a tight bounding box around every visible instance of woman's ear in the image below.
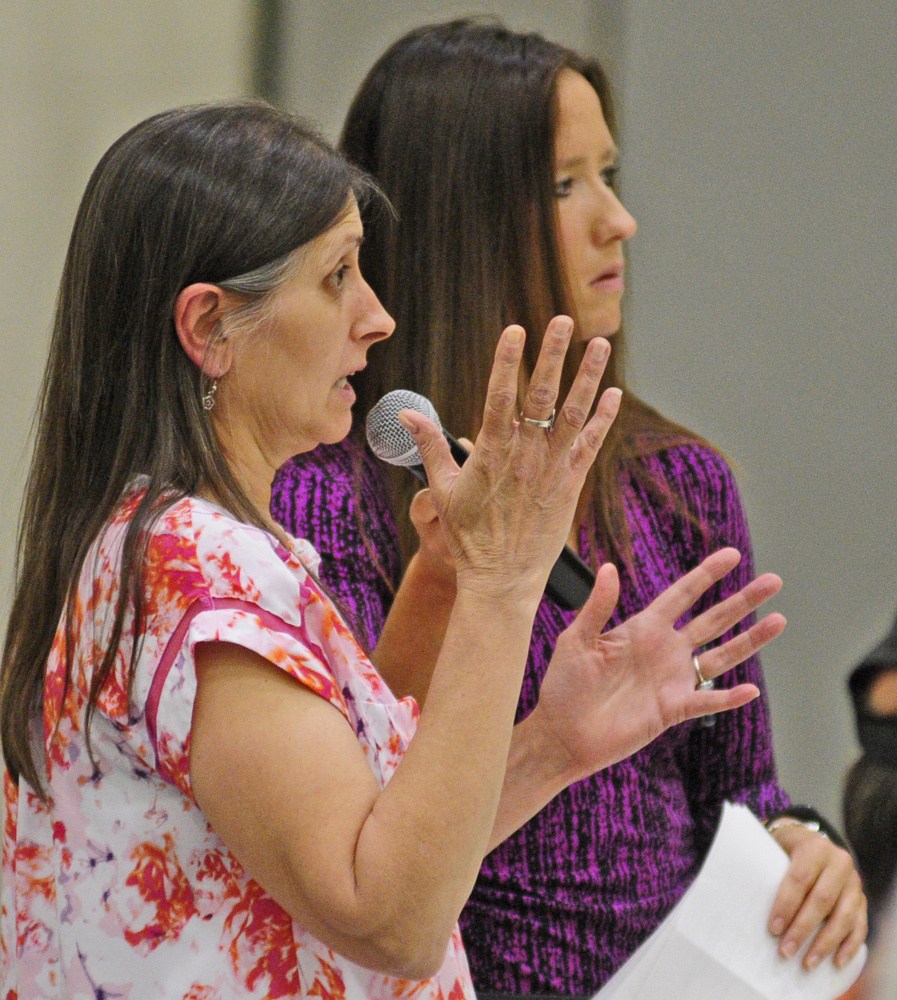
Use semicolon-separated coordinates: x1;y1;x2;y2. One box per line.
174;283;233;378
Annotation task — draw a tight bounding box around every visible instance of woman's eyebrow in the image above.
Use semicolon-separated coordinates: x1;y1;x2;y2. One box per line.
323;231;365;265
335;232;365;252
555;147;620;171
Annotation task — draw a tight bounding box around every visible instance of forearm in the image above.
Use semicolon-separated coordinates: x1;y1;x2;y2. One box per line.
351;583;540;961
484;708;576;852
371;550;456;704
193;582;539;979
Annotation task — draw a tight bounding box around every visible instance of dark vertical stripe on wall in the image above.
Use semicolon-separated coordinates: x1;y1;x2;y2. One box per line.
251;0;286;105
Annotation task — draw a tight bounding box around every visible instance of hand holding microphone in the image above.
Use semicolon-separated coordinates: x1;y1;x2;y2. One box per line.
366;322;607;610
365;319;620;614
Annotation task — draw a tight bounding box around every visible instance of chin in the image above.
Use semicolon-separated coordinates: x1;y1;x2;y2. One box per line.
319;417;354;446
574;319;622;343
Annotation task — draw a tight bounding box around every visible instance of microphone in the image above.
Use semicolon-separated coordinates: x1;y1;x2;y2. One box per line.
366;390;596;611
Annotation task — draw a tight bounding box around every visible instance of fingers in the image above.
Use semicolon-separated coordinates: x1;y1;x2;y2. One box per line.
480;318;618;460
833;888;869;970
688;613;784;724
691;612;787;683
397;410;458;497
408;488;438;531
520;316;574;424
480;325;526;446
682;572;783;653
409;488;456;575
681;683;759;722
569;386;621;472
649;548;742;622
803;869;867;970
767;834;865;969
523;317;573;418
552;334;611;442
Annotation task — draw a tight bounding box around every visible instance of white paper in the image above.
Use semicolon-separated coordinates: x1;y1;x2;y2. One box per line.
596;802;866;1000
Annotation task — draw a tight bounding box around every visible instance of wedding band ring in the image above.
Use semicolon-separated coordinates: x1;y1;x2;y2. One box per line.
693;655;713;690
522;408;555;431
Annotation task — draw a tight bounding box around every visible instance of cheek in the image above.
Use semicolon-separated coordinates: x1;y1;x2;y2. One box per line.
556;217;587;297
555;212;580;275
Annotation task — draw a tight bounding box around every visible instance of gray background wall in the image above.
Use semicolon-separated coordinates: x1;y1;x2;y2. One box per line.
1;1;894;834
619;1;897;822
0;0;253;632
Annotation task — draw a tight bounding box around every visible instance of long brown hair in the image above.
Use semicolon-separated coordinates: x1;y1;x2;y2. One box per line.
0;102;379;795
342;18;708;567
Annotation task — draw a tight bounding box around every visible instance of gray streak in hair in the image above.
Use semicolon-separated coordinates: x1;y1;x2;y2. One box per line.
217;247;306;297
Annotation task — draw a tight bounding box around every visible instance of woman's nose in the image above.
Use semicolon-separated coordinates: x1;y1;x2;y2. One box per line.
594;188;637;245
356;280;395;344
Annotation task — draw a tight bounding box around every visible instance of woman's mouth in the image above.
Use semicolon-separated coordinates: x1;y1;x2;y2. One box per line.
592;265;624;292
333;375;357;403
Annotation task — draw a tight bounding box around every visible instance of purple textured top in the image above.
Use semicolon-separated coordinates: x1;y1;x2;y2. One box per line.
271;438;790;995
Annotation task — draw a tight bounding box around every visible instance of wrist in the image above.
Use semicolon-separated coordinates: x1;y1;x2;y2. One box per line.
765;806;848;849
508;709;577;797
454;566;545;617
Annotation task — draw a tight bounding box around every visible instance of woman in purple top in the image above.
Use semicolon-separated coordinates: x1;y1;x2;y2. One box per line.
272;18;867;996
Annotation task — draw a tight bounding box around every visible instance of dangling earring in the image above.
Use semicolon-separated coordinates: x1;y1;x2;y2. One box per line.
202;379;218;411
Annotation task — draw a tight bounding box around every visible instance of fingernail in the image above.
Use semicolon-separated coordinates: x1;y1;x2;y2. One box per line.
397;412;418;433
781;940;797;958
593;338;610;361
505;326;524;346
805;953;820;970
770;918;785;936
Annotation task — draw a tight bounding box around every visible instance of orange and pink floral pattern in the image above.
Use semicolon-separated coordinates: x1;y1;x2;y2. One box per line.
2;493;473;999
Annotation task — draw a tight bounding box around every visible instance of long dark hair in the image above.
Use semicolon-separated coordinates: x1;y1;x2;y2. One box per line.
0;101;377;795
342;18;708;566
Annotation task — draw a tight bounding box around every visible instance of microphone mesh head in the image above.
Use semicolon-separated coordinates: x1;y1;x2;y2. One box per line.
366;390;441;467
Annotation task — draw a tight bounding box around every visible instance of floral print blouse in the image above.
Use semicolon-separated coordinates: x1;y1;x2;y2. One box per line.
2;491;473;999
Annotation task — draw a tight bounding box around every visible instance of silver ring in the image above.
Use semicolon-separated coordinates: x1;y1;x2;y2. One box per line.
693;655;713;691
521;407;555;431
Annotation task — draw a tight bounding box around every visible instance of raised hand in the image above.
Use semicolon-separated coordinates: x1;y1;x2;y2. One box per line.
397;317;621;607
531;548;786;780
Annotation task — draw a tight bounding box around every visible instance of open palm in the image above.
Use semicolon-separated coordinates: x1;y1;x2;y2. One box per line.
534;547;786;780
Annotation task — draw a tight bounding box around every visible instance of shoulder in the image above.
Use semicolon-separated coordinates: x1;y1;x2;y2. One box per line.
272;441;358;544
272;438;389;521
620;440;753;574
142;495;309;610
630;442;745;522
634;440;736;491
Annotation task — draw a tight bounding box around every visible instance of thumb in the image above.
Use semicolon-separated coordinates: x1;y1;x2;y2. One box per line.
398;410;458;496
577;562;620;634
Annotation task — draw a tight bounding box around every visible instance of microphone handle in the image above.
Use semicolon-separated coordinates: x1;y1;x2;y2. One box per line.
402;431;595;612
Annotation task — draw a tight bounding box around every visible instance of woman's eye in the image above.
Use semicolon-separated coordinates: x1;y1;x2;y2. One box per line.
601;166;620;190
554;177;574;198
329;265;348;290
